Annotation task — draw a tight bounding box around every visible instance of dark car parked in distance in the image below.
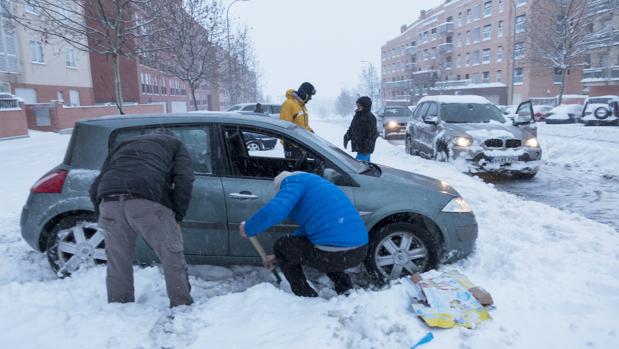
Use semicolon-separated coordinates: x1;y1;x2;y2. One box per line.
21;113;478;281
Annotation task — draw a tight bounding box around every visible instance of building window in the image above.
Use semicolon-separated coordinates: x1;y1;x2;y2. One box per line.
496;70;502;82
483;71;490;83
431;47;437;59
473;27;481;43
457;54;462;67
498;20;504;37
484;1;492;17
514;42;525;59
513;68;524;84
473;50;480;65
458;12;463;26
431;28;437;41
482;48;491;63
423;49;429;61
457;33;462;47
29;40;44;64
466;52;471;66
466;30;471;45
65;47;76;68
516;15;526;33
25;1;40;15
497;46;503;62
472;4;481;20
483;25;492;40
499;0;504;12
467;9;471;23
516;0;526;6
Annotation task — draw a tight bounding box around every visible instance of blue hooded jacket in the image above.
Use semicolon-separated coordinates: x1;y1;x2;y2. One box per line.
244;173;368;247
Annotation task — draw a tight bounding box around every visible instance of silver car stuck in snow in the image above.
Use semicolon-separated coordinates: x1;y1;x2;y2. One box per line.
405;95;541;178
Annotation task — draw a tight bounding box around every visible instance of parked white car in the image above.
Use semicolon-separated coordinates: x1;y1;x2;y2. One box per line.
545;104;584;124
581;96;619;126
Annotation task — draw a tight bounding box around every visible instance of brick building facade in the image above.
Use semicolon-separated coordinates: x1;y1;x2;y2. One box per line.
381;0;584;106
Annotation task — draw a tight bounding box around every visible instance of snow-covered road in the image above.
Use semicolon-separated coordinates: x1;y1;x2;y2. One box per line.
1;118;618;349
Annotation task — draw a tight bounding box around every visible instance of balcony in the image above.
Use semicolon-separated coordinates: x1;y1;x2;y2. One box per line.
437;22;455;35
582;66;619;82
434;79;473;89
405;62;417;70
586;0;619;17
385;79;414;89
582;29;619;49
439;43;453;55
405;45;417;55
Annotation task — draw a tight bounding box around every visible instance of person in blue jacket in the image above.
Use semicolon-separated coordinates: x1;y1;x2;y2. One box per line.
240;171;369;297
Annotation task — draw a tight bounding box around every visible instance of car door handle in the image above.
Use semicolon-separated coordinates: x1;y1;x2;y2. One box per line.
229;191;259;200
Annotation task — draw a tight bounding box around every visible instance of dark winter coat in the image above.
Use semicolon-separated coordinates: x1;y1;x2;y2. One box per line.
244;173;368;247
89;133;195;222
344;109;379;154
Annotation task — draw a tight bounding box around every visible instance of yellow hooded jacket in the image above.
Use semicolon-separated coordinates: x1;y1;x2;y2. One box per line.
280;89;313;132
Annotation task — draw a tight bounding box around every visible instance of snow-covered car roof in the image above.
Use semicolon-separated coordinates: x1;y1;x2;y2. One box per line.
585;95;619;103
546;104;583;119
417;95;492;105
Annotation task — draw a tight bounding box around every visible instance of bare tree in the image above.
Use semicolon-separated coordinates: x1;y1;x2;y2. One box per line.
224;25;258;103
358;63;381;106
335;88;356;117
1;0;164;113
156;0;226;110
528;0;589;104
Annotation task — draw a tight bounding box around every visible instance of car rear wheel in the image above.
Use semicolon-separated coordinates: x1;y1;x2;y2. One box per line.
47;215;107;277
405;135;414;155
365;222;439;282
515;172;537;179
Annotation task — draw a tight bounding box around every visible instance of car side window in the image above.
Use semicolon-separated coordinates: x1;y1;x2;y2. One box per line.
228;105;241;111
241;105;255;111
223;126;327;179
426;103;438;117
111;126;214;174
271;105;281;114
417;103;430;118
413;103;426;119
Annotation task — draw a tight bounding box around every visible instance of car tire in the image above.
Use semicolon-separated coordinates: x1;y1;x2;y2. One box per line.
245;140;263;151
405;135;414;155
365;222;439;283
47;214;107;277
515;172;537;180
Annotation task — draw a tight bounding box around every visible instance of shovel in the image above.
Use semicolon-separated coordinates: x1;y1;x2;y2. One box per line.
249;236;282;285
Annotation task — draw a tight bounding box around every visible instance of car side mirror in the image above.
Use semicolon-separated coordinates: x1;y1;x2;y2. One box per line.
514;101;533;125
423;115;438;125
322;168;342;184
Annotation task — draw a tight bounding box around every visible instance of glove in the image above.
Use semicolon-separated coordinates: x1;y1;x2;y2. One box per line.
343;134;350;149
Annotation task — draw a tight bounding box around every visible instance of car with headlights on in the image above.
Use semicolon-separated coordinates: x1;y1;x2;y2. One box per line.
21;113;477;281
405;95;541;179
377;106;413;139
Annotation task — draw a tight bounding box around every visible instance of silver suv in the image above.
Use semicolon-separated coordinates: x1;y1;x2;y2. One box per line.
21;113;478;280
405;95;541;179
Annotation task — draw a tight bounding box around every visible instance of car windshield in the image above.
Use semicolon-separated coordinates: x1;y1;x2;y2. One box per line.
384;108;412;117
304;132;369;173
441;103;506;123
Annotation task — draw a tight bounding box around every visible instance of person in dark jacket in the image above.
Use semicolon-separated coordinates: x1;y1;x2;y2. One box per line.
239;171;368;297
254;103;264;113
343;96;379;161
89;128;195;307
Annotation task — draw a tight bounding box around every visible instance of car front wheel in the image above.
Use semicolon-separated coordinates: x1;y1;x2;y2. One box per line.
365;222;439;282
47;215;107;277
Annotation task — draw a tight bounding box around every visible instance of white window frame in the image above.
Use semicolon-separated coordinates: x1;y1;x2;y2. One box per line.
29;40;44;64
65;47;76;68
482;48;491;64
498;20;504;37
484;1;492;17
516;15;526;33
497;46;503;62
483;25;492;41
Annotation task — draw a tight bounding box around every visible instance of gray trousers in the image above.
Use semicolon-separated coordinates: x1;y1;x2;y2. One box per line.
98;198;193;307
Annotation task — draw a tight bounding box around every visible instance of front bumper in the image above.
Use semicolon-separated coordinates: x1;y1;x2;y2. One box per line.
436;211;478;262
583;118;618;126
452;146;541;174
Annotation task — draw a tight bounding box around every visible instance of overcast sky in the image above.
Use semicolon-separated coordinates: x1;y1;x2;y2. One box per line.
231;0;443;102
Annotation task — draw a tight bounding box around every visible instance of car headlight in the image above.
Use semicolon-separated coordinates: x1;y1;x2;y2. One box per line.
386;121;398;128
524;137;539;147
442;197;472;213
452;137;472;147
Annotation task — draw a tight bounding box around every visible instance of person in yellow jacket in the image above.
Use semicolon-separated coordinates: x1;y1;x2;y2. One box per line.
280;82;316;132
280;82;316;159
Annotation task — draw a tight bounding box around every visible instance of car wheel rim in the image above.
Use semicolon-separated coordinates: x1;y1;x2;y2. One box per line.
247;142;261;151
56;222;107;275
374;231;428;279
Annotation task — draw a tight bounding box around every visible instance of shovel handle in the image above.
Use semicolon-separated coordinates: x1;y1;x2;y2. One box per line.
249;236;282;284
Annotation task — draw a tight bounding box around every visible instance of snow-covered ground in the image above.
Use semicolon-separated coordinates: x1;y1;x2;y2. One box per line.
1;118;619;349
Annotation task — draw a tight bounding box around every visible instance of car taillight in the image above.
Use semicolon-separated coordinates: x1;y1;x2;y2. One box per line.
31;169;68;193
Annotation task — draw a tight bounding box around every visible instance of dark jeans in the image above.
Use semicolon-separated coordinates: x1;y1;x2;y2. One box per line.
273;236;368;297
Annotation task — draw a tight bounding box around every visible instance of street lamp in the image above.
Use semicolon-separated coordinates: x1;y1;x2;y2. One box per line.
226;0;250;106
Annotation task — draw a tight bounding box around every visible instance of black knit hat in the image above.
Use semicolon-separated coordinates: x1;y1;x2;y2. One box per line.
297;82;316;102
356;96;372;109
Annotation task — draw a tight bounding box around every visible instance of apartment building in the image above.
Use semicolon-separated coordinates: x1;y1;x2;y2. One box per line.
0;2;94;105
381;0;583;106
582;0;619;96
